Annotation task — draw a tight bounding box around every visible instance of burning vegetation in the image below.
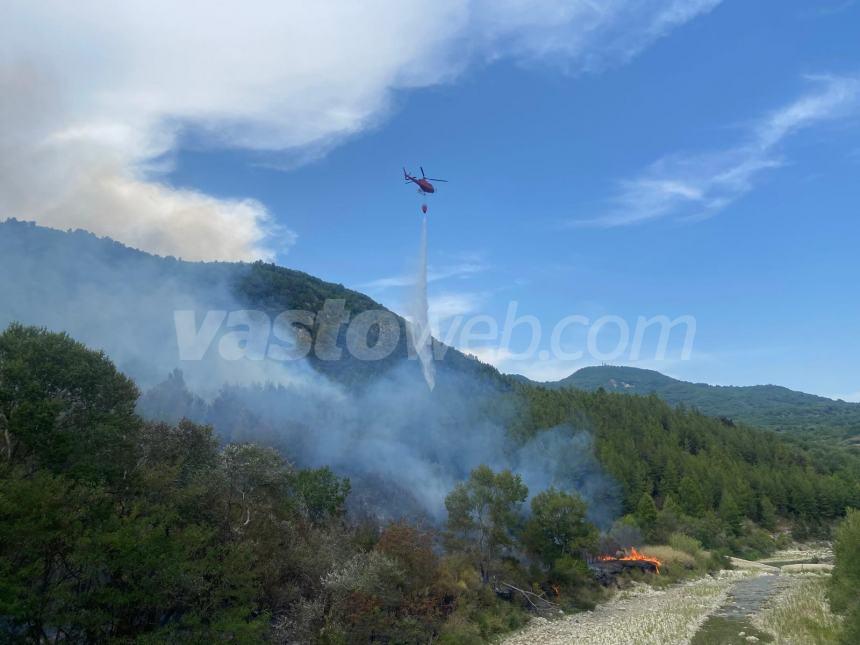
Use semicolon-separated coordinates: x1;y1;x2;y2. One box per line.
589;547;663;584
598;547;663;573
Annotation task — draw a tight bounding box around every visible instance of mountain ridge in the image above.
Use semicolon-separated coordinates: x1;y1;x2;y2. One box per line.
525;365;860;441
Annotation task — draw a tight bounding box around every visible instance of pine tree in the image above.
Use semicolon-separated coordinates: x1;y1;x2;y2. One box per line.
635;492;658;536
758;496;777;531
719;490;743;535
678;475;706;517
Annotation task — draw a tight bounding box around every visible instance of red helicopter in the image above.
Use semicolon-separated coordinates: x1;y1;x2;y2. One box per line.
404;166;448;195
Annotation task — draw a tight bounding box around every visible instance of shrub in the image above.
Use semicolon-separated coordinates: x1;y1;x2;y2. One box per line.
668;532;702;556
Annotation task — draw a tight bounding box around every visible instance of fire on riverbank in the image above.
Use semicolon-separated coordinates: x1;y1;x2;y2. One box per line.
588;547;662;583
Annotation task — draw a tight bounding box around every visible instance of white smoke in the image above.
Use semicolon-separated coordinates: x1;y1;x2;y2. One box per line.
173;366;621;526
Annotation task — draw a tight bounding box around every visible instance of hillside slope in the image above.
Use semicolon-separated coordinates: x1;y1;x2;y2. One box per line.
0;218;500;389
540;365;860;442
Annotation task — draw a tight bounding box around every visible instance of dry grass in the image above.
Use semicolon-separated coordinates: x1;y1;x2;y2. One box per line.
751;574;842;644
642;545;697;569
780;563;834;573
758;544;832;564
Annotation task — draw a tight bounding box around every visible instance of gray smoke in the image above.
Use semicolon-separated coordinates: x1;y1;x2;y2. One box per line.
174;364;620;526
0;220;620;526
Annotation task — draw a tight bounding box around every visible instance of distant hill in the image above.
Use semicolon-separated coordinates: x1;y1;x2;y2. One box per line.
531;365;860;442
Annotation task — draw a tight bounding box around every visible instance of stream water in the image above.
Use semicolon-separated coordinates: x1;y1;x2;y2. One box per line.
691;573;787;644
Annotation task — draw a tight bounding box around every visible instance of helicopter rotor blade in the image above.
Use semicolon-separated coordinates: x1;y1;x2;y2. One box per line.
420;166;426;178
425;178;448;182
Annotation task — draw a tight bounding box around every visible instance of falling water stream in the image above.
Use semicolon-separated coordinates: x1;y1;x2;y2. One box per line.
409;213;435;390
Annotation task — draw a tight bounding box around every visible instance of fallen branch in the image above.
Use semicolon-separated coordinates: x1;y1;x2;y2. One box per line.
496;581;559;611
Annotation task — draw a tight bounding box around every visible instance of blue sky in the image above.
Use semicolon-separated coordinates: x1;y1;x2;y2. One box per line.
163;0;860;396
5;0;860;397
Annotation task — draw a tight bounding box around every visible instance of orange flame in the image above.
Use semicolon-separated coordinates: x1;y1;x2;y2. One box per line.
597;547;662;573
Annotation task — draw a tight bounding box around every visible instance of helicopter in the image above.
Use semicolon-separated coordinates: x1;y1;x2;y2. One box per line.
403;166;447;195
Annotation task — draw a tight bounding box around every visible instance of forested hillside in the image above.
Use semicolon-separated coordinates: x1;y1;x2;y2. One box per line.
515;385;860;549
536;365;860;443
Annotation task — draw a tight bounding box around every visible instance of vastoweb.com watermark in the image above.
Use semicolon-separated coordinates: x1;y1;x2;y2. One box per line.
174;300;696;364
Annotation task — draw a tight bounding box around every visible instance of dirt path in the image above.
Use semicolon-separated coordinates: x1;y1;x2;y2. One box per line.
501;571;756;645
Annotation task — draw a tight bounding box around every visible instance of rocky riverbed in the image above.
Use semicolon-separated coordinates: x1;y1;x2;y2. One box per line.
500;547;835;645
501;571;754;645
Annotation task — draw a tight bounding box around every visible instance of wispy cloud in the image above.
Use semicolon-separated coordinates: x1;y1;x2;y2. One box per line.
474;0;722;73
429;291;487;325
574;75;860;227
359;262;489;290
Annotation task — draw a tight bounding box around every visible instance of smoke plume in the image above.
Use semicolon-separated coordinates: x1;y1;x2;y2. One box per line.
1;220;620;525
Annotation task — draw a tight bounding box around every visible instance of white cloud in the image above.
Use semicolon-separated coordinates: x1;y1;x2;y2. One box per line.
428;291;487;329
467;346;516;365
373;288;486;332
575;75;860;227
2;1;719;259
473;0;722;72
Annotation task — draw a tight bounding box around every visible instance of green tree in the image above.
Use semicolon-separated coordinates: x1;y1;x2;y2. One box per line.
635;492;658;536
292;466;351;524
654;494;683;542
678;475;707;517
0;327;269;640
445;465;528;582
758;496;777;531
0;323;139;482
719;490;743;535
522;488;598;570
830;508;860;643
